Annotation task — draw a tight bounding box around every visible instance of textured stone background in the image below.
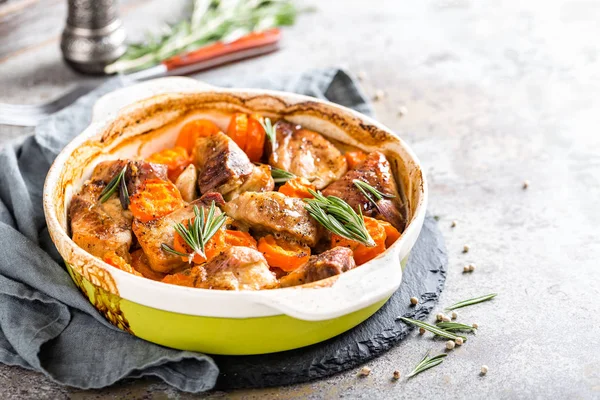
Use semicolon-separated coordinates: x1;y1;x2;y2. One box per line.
1;0;599;398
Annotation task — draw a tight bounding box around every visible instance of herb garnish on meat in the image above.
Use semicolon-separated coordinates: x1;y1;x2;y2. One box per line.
161;201;227;263
304;190;375;247
99;165;130;209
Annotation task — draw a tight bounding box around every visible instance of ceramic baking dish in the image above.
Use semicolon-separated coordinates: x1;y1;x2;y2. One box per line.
43;77;427;355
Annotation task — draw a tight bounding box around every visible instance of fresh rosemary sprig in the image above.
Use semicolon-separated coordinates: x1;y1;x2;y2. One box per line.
445;293;498;311
398;317;467;342
353;179;395;208
259;117;277;145
105;0;300;74
271;167;295;183
161;201;227;263
406;350;447;378
99;165;129;209
304;190;375;247
436;321;477;333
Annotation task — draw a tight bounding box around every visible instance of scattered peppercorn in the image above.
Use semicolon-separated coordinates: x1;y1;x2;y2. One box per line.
393;370;401;380
463;265;470;273
472;323;479;329
442;315;451;322
451;220;457;228
522;180;530;189
481;365;489;375
446;340;456;350
463;244;470;253
410;297;419;305
419;327;426;335
397;105;408;117
455;337;464;346
357;70;367;81
468;263;476;272
436;313;444;321
451;311;458;320
359;366;371;376
373;89;385;101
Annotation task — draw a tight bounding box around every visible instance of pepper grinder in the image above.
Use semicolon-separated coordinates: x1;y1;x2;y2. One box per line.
61;0;127;75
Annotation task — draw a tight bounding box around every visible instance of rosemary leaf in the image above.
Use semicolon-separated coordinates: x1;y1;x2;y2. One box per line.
119;170;130;209
271;167;295;183
304;190;375;247
398;317;467;342
259;117;277;145
445;293;498;311
436;321;477;332
161;243;189;258
406;350;448;378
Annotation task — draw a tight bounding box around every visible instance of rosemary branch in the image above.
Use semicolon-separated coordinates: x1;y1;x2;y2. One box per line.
445;293;498;311
99;165;129;209
406;350;447;378
353;179;394;208
161;202;227;263
304;190;375;247
105;0;300;74
436;321;477;332
271;167;295;183
398;317;467;341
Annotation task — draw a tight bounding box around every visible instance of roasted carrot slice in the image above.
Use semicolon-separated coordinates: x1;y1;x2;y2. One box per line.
129;179;183;222
103;251;142;277
173;222;226;264
243;114;266;162
130;249;166;280
378;220;401;247
345;151;368;170
226;113;249;152
147;146;191;181
257;235;311;272
176;119;221;153
331;216;387;265
161;267;203;287
278;177;316;199
224;230;258;249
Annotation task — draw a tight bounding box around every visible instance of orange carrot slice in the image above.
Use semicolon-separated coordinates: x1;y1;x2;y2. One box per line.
257;235;311;272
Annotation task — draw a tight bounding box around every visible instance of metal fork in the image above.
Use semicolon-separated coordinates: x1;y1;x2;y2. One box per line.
0;84;97;127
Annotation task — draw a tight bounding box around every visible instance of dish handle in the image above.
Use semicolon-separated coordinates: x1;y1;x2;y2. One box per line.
91;77;216;124
254;248;404;321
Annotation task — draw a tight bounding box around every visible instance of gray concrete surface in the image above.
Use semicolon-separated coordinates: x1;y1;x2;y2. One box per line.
1;0;600;398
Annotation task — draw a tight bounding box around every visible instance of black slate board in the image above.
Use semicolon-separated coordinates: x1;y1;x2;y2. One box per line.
214;214;447;390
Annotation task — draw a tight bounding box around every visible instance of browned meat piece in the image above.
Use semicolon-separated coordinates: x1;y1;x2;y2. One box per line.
280;247;356;287
174;164;198;202
194;131;254;197
228;164;274;199
269;121;347;189
69;159;169;261
132;198;223;274
197;191;226;208
125;160;168;195
223;192;319;246
162;247;277;290
200;246;277;290
69;160;133;260
322;151;406;231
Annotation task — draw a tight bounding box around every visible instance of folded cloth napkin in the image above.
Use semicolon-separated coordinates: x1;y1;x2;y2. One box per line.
0;68;372;393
